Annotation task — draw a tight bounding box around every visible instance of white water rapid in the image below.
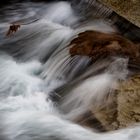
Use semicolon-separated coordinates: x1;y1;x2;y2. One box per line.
0;1;139;140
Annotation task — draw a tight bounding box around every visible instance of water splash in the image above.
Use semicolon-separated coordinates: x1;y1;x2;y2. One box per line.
59;57;129;119
0;1;139;140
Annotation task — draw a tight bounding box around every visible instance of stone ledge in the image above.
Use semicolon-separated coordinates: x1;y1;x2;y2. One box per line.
98;0;140;27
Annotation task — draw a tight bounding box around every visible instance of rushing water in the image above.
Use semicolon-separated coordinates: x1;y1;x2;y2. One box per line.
0;1;139;140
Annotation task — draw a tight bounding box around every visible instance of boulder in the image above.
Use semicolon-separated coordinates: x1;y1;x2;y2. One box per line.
69;30;140;67
69;30;140;131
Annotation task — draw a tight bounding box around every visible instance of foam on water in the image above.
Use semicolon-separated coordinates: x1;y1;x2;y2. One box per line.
0;1;139;140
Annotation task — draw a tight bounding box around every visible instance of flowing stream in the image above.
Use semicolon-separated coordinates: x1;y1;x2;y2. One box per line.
0;1;139;140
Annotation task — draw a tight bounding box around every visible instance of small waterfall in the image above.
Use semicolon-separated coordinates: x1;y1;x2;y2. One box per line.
0;1;139;140
57;57;128;119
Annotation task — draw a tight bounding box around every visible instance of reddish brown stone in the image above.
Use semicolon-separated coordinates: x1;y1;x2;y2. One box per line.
69;30;140;64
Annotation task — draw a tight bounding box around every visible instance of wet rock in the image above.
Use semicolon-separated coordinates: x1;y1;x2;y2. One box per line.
90;92;118;131
69;30;140;68
74;75;140;132
91;75;140;131
69;31;140;131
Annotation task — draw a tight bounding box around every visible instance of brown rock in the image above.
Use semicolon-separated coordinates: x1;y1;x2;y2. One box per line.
69;30;140;67
69;31;140;131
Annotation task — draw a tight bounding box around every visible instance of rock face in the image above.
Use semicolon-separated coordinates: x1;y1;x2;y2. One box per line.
98;0;140;27
74;75;140;132
94;74;140;131
69;30;140;131
117;75;140;128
